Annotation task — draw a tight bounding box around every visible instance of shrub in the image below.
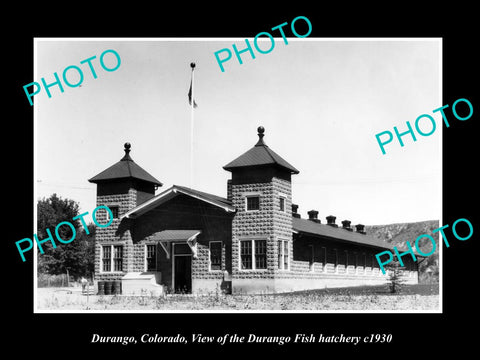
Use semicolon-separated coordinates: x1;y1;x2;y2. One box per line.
37;273;72;287
386;261;406;293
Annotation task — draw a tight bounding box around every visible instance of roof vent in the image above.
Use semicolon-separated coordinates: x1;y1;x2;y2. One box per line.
326;215;338;228
307;210;320;223
342;220;353;231
292;204;301;218
355;224;366;235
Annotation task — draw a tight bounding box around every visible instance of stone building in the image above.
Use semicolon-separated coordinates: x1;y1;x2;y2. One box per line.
88;127;419;295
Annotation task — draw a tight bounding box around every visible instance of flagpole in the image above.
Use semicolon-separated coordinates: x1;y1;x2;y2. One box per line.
190;62;195;189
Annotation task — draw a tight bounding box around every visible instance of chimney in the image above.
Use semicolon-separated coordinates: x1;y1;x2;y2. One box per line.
292;204;301;218
342;220;353;231
355;224;366;235
307;210;320;223
326;215;338;227
227;179;233;202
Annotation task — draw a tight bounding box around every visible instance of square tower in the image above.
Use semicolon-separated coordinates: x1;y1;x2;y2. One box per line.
223;127;299;293
88;143;162;281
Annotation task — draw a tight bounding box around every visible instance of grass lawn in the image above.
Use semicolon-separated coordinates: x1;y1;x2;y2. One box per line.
36;283;439;311
283;283;439;297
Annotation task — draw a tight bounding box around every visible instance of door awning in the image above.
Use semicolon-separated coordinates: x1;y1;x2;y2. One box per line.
151;230;201;259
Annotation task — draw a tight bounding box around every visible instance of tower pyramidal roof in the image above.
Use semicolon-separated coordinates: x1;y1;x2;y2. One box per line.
88;143;163;186
223;126;299;174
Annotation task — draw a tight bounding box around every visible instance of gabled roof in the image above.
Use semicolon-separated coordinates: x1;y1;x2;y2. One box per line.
223;126;299;174
174;185;233;208
121;185;235;219
292;217;394;250
88;143;162;186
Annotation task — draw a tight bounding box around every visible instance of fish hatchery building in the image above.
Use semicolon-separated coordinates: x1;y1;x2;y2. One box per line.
89;127;420;295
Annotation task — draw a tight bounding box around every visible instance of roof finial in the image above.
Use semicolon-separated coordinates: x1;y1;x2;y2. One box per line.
255;126;266;146
121;142;132;161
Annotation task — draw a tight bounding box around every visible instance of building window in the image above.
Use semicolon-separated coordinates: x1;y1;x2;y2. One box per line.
309;245;315;271
146;244;157;271
366;253;372;268
284;240;289;270
279;197;286;212
209;241;222;271
113;246;123;271
278;240;290;270
240;240;252;269
255;240;267;269
240;239;267;270
110;206;119;219
246;196;260;211
102;245;123;272
277;241;282;269
102;246;111;272
405;257;413;271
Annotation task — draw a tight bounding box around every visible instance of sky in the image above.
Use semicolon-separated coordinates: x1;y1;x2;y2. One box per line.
35;38;441;225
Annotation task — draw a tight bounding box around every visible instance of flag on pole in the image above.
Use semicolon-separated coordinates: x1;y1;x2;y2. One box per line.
188;80;197;108
188;63;198;108
188;62;197;189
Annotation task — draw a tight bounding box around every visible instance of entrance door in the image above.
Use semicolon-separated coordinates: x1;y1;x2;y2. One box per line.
174;255;192;293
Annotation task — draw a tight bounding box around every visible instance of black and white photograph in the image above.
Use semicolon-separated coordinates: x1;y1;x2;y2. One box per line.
33;38;442;312
7;6;478;355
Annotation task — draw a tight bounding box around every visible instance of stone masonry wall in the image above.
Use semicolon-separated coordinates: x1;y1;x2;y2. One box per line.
94;188;137;281
272;177;293;276
231;177;292;280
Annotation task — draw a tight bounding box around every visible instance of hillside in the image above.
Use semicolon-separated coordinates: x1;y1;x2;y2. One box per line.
365;220;440;283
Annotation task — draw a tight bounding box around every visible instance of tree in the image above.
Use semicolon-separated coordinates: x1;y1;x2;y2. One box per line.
37;194;95;279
